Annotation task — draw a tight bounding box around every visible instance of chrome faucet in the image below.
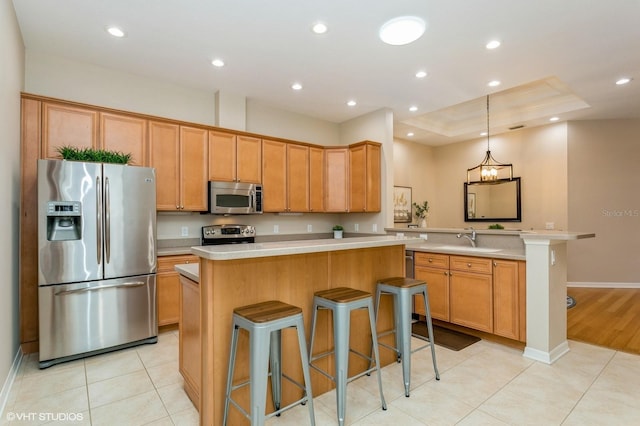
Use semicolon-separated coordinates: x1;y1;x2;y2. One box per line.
457;228;477;247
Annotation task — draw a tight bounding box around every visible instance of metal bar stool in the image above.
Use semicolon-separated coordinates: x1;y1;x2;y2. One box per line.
223;300;315;426
308;287;386;426
374;277;440;397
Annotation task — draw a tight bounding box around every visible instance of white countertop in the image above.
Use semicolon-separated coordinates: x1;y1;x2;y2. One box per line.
191;235;422;261
406;243;526;260
175;263;199;282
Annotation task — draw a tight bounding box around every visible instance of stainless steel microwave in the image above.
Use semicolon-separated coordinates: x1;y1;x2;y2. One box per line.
208;181;263;215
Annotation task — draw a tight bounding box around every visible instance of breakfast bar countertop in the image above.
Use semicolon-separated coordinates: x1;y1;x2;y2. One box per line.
191;235;423;261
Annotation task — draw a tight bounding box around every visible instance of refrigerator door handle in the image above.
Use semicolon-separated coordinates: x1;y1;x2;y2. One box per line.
96;176;102;265
105;177;111;263
54;281;147;296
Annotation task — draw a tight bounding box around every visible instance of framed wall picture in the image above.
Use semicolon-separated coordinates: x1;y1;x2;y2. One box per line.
393;186;412;223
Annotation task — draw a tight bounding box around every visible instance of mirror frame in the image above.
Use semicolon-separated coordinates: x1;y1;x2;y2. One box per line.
464;177;521;222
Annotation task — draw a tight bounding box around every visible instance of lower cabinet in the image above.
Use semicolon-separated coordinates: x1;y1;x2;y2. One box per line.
413;252;526;342
157;255;198;326
179;273;201;409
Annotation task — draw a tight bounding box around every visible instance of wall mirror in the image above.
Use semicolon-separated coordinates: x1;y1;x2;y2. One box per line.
464;177;521;222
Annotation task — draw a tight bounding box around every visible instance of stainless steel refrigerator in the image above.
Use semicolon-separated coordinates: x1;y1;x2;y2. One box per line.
37;159;158;368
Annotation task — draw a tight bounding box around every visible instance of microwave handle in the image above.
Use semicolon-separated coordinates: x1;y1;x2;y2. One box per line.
250;190;255;209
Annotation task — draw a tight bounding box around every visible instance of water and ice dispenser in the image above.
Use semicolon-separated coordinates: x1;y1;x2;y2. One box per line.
46;201;82;241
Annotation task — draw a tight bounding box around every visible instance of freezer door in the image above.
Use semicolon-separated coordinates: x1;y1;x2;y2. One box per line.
38;159;102;285
103;164;157;279
38;274;157;365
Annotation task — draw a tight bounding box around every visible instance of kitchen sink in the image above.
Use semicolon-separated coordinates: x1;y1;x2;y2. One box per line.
434;245;502;253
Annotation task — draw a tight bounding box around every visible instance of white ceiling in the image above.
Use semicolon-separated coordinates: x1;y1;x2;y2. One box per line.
12;0;640;146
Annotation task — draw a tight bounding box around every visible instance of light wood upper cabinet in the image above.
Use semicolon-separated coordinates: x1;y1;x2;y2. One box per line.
100;112;147;166
42;102;98;159
209;131;261;183
261;140;309;212
309;146;325;212
261;139;288;212
324;148;349;212
349;141;381;212
179;126;209;211
150;122;208;211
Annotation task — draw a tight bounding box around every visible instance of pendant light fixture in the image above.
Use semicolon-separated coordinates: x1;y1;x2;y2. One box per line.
467;95;513;183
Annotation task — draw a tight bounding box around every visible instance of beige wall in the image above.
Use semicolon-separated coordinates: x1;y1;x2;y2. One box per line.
395;123;568;231
1;0;24;408
567;120;640;285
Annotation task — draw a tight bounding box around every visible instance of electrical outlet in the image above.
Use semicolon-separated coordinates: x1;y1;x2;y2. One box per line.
307;224;312;232
354;223;359;232
181;226;188;237
420;233;428;240
372;224;378;233
273;225;279;233
545;222;555;230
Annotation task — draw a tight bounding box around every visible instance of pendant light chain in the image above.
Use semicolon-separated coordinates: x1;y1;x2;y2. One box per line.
486;95;491;152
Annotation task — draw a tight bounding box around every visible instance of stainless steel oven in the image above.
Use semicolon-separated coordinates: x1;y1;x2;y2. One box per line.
201;224;256;245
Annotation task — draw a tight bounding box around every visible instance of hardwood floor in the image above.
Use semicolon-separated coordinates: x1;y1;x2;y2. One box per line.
567;287;640;355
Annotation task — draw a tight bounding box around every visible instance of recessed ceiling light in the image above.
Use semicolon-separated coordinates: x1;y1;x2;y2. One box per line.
486;40;501;50
616;77;632;85
549;116;559;122
347;100;357;107
415;70;428;78
291;83;303;91
312;22;328;34
407;132;414;137
106;27;125;38
211;59;225;67
488;80;501;87
409;106;418;112
379;16;426;46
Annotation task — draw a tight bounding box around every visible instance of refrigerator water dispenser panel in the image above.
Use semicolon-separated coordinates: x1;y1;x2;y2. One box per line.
46;201;82;241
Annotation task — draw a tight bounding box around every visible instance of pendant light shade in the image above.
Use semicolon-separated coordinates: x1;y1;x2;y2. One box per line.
467;95;513;183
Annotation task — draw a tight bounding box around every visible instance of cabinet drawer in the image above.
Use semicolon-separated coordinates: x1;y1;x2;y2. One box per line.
450;255;492;274
415;252;449;269
158;255;199;272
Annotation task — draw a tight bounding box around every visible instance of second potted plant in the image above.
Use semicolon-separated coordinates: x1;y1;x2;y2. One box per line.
332;225;344;239
413;200;430;228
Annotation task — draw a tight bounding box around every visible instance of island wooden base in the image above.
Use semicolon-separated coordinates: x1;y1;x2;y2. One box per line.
197;245;404;425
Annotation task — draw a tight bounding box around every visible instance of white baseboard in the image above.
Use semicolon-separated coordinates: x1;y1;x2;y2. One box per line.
0;348;23;420
568;281;640;289
523;341;570;364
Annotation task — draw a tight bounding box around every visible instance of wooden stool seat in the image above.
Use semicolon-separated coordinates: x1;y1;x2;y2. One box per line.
377;277;426;289
314;287;371;303
233;300;302;323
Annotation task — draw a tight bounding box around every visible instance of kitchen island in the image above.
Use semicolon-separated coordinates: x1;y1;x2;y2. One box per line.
187;236;421;425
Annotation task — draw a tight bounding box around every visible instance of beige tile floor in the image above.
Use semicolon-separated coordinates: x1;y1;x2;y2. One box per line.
2;330;640;425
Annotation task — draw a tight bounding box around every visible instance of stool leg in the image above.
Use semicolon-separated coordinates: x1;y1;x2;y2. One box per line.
422;289;440;380
250;326;271;425
269;330;282;413
367;287;383;373
308;301;319;362
398;290;413;396
393;291;402;363
333;304;350;426
367;299;387;411
223;323;240;425
295;319;316;426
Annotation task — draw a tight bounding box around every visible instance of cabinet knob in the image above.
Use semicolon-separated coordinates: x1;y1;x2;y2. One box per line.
493;261;497;267
428;258;433;263
467;263;472;267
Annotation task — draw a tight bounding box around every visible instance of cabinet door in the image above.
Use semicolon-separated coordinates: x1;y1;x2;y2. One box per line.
365;143;381;212
236;135;262;183
349;143;367;212
149;121;180;211
179;274;201;408
309;146;325;212
208;130;236;182
42;102;98;159
262;139;287;212
158;255;198;326
450;271;493;332
324;148;349;212
287;144;309;212
415;266;450;321
493;259;520;340
180;126;209;211
100;112;147;166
